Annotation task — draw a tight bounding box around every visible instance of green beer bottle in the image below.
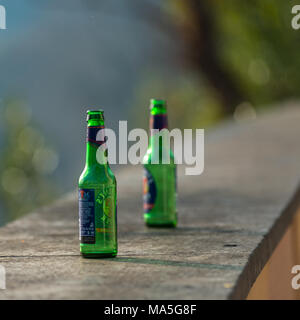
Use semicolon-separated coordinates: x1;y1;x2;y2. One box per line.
143;99;177;227
78;110;117;258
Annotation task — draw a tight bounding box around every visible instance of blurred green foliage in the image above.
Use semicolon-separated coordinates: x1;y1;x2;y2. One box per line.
214;0;299;106
0;98;58;224
133;0;300;129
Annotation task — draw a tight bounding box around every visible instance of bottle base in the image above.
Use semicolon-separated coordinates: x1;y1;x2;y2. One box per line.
145;221;177;228
80;252;117;259
144;212;177;228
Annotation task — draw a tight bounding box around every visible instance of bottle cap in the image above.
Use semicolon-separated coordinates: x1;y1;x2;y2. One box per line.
86;110;104;121
150;99;166;109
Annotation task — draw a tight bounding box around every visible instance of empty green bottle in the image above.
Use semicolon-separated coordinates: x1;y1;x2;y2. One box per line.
143;99;177;227
78;110;117;258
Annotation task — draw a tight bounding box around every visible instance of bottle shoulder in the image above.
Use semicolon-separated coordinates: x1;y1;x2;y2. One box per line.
143;147;176;165
78;165;116;188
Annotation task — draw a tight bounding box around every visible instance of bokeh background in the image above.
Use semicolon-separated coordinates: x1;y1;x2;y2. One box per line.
0;0;299;226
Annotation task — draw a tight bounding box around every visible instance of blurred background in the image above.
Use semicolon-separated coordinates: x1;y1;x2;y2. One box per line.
0;0;299;226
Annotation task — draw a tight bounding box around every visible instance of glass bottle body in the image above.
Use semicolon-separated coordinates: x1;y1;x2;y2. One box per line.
79;112;117;258
143;100;177;227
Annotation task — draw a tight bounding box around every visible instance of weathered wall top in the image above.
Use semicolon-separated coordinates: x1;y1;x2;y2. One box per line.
0;103;300;299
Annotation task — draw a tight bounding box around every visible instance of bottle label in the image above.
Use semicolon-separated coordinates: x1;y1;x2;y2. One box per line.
150;114;168;133
79;189;95;244
143;168;157;213
87;126;106;146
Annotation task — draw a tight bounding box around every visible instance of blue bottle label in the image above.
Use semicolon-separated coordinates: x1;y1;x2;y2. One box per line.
150;114;168;133
87;126;107;146
143;168;157;213
79;189;95;244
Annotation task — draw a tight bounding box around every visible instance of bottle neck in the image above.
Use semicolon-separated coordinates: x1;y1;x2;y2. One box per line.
85;119;107;167
149;111;168;147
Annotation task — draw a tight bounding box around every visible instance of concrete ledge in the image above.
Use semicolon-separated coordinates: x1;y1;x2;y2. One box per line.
0;103;300;299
